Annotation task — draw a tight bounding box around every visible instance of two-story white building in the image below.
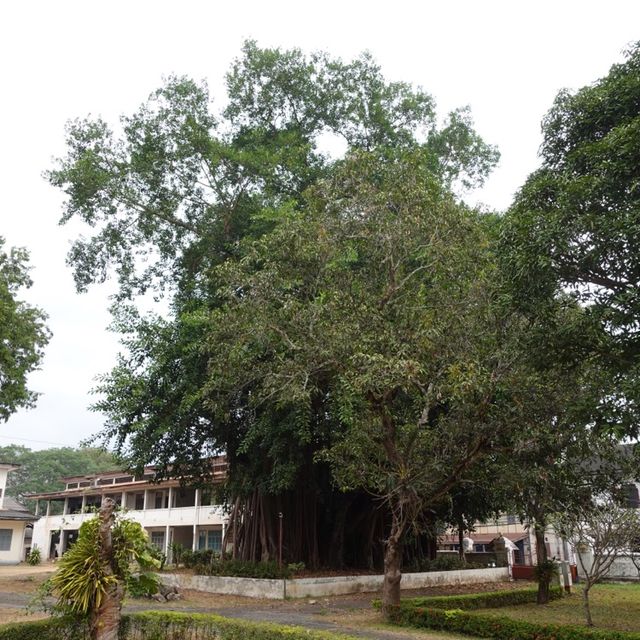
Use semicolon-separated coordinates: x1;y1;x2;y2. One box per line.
29;457;228;561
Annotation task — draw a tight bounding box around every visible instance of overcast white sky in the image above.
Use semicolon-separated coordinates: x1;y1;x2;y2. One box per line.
1;0;638;451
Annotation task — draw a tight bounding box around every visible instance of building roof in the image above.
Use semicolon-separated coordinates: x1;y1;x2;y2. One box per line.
0;496;37;522
26;457;228;501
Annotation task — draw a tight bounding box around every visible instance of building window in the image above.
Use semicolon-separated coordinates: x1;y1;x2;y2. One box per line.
154;492;168;509
198;529;222;552
201;490;217;506
0;529;13;551
150;531;165;550
135;493;145;510
507;514;517;525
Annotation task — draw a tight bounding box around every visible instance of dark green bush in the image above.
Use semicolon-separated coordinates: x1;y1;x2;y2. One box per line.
388;605;640;640
126;572;160;598
183;548;217;568
194;558;290;579
406;555;485;572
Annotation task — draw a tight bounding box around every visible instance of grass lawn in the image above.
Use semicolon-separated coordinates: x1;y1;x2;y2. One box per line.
481;583;640;632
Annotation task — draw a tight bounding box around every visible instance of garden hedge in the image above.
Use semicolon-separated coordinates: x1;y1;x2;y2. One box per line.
0;611;357;640
388;605;640;640
123;611;361;640
0;617;86;640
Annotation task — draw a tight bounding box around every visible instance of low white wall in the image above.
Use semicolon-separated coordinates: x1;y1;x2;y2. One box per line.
160;573;284;599
160;566;509;600
577;551;640;581
401;567;508;589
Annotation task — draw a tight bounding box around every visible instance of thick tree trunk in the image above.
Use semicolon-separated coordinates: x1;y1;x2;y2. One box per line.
534;524;550;605
91;582;124;640
382;510;404;617
90;498;122;640
582;584;593;626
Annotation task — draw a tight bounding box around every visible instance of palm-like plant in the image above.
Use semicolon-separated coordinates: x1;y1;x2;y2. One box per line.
49;498;159;640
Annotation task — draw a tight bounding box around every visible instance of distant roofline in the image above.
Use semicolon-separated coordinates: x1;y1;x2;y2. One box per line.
59;456;226;482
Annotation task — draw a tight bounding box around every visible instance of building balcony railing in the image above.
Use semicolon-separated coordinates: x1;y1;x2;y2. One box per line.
38;504;226;530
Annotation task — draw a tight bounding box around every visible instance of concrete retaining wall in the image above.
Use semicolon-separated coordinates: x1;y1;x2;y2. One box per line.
160;573;284;599
577;551;640;581
160;566;509;600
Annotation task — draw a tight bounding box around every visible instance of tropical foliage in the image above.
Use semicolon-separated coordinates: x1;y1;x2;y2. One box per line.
0;237;49;422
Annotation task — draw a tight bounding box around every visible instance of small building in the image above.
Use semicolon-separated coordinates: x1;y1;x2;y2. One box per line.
28;457;228;561
0;462;38;564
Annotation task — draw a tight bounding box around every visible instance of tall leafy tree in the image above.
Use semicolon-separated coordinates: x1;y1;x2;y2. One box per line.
160;150;566;610
0;237;50;421
502;42;640;434
500;47;640;596
48;43;500;575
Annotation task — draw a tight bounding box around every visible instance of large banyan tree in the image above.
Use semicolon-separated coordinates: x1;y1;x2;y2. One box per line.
50;42;578;608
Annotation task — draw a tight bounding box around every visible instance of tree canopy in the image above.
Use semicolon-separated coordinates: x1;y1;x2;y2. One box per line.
47;40;640;612
502;42;640;391
0;237;50;422
48;43;505;602
0;445;117;506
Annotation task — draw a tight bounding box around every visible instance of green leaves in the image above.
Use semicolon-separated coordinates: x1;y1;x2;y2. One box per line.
503;43;640;356
49;512;159;616
0;237;50;421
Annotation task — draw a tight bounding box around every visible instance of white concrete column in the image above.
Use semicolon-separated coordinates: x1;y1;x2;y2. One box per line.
63;497;69;515
35;500;40;516
121;491;127;509
167;487;173;511
195;488;201;508
192;524;198;551
81;495;87;513
143;489;149;511
19;523;26;562
164;525;171;560
46;501;51;517
60;531;67;555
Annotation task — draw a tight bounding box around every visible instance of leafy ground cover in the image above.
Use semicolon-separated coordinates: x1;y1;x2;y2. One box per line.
480;583;640;633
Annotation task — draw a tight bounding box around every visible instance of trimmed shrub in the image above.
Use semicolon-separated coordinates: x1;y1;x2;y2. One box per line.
387;605;640;640
121;611;357;640
194;558;291;579
406;555;485;572
0;617;87;640
1;612;356;640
